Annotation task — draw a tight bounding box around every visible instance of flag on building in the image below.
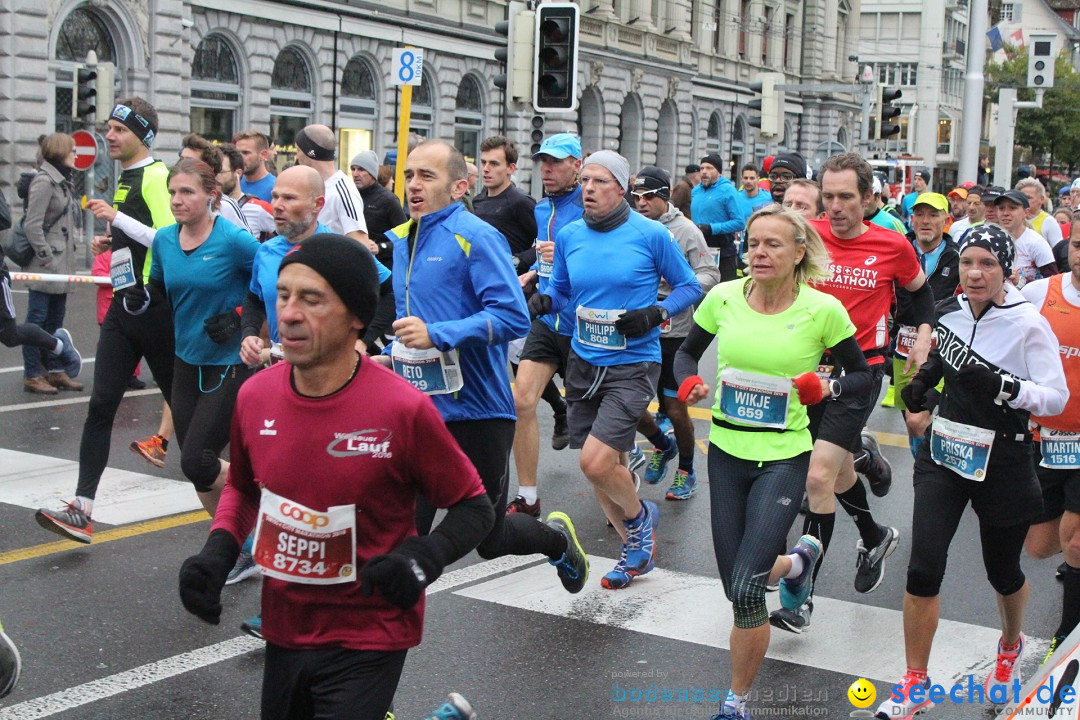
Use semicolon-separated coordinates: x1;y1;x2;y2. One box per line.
986;25;1004;52
1010;27;1025;47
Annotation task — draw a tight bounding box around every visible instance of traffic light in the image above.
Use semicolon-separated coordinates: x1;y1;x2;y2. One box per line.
1027;34;1056;88
533;2;579;112
494;2;535;104
95;61;115;126
530;115;545;156
748;72;784;139
73;65;97;126
874;86;902;140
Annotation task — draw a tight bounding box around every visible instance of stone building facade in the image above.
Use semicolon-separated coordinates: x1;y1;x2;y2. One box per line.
0;0;864;197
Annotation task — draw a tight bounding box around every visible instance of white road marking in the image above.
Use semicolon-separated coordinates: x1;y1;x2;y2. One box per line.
0;556;543;719
0;448;201;525
454;556;1050;689
0;358;95;374
0;387;158;414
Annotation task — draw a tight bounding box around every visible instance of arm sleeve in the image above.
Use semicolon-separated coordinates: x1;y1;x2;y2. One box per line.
1011;315;1069;417
829;335;872;397
241;290;266;339
111;212;158;248
426;230;531;350
673;322;716;385
23;175;50;253
908;281;936;328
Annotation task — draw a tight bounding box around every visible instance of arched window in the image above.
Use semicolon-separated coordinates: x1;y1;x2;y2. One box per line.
731;115;747;180
270;47;315;170
410;73;434;137
576;86;604;157
454;75;484;162
656;101;679;177
190;34;242;143
339;56;379;173
618;94;643;170
54;7;118;134
706;112;723;154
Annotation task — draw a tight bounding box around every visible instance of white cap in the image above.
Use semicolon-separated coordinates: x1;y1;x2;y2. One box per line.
1072;177;1080;191
872;176;882;194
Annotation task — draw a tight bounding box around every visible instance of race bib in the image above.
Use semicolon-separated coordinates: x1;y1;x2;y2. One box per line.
576;306;626;350
659;317;673;335
391;344;463;395
252;488;357;585
1040;429;1080;470
895;325;936;359
536;240;553;278
269;342;285;365
718;367;791;429
930;417;995;481
815;363;835;381
110;247;137;290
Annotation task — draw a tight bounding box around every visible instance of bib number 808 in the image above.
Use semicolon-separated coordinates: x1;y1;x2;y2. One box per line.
272;554;328;576
736;406;765;421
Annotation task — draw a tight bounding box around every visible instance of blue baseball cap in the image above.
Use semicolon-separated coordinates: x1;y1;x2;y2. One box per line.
533;133;581;160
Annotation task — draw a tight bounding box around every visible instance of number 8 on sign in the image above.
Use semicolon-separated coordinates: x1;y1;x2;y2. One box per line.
391;48;424;87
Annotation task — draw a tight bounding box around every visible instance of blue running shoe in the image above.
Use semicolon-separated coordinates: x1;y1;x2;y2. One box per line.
240;614;263;640
52;329;82;379
655;412;673;436
427;692;477;720
643;435;677;484
226;534;259;585
627;445;646;473
601;544;638;590
779;534;822;611
665;469;697;501
623;500;658;572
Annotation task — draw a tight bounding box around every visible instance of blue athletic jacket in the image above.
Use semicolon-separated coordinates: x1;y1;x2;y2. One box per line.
385;202;529;422
533;186;584;336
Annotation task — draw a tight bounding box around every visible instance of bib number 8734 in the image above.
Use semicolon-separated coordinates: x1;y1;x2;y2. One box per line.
272;554;328;576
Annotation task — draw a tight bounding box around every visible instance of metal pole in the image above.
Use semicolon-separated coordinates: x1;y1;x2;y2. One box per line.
83;163;95;267
959;0;988;181
860;85;873;152
993;87;1016;187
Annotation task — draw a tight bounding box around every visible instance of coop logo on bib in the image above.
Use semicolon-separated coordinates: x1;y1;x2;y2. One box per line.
326;429;394;458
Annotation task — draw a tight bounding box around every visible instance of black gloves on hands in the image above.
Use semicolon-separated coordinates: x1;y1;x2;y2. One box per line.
178;529;241;625
614;305;665;338
204;309;242;344
956;363;1019;402
696;224;712;240
360;536;444;610
117;285;151;314
528;293;553;321
900;376;929;413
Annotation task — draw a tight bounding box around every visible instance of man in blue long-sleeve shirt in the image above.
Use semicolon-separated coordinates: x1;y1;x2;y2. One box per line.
691;153;749;281
530;150;701;590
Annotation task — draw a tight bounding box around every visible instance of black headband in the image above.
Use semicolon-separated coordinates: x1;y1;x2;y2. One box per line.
110;104;155;148
295;128;335;162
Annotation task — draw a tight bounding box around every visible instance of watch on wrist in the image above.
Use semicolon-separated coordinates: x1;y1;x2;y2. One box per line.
829;379;841;399
658;306;670;322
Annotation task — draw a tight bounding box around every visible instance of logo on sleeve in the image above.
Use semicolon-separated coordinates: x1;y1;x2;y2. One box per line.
260;419;277;436
327;429;394;458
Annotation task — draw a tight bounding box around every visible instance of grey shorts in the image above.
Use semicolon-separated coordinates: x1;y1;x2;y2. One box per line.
564;349;660;452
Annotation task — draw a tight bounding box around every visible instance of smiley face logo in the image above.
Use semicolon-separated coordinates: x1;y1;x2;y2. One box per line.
848;678;876;709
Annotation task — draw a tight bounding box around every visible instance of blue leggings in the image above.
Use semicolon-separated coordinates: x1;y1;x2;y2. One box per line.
709;444;810;628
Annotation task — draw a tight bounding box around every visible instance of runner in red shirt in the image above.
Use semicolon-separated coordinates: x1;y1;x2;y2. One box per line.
178;234;495;720
771;153;937;634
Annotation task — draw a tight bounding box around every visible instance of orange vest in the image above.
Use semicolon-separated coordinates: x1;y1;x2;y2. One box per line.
1033;274;1080;434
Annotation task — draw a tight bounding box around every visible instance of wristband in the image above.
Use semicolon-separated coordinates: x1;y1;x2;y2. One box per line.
998;376;1020;402
677;375;705;404
793;372;824;405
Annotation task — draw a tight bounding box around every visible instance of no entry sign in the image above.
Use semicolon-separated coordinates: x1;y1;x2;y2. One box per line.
72;130;97;171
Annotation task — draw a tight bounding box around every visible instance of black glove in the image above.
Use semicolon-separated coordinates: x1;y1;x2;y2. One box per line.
696;224;713;240
528;293;553;320
614;305;665;338
204;309;242;344
900;376;929;413
955;363;1019;402
359;536;443;610
117;285;151;314
178;529;241;625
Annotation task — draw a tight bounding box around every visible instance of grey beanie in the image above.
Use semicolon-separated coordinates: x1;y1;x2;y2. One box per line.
350;151;380;179
582;150;631;190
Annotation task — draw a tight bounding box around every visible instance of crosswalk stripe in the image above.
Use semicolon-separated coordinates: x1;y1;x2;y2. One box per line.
454;556;1049;690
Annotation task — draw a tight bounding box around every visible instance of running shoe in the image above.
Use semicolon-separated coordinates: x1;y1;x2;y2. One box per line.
546;511;589;593
130;434;168;468
52;328;82;379
880;383;895;408
855;526;900;594
1043;634;1066;665
35;502;93;543
226;535;259;585
506;494;541;518
643;435;677;485
385;711;395;720
627;445;646;473
426;693;477;720
601;544;640;590
665;468;697;501
623;500;659;573
984;633;1025;697
859;430;893;497
127;376;147;390
240;615;263;640
874;672;934;719
779;535;822;611
0;623;20;699
710;711;746;720
710;692;747;720
656;412;673;436
769;601;813;634
552;413;569;451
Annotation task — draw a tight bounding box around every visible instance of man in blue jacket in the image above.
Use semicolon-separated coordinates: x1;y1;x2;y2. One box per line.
530;150;701;590
691;153;749;281
383;139;589;594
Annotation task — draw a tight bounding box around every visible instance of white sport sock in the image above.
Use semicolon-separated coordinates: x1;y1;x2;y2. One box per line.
784;553;804;579
74;496;94;515
52;339;64;355
517;486;538;504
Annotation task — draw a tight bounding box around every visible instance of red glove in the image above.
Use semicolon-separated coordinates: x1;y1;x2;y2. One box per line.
677;375;705;404
793;372;824;405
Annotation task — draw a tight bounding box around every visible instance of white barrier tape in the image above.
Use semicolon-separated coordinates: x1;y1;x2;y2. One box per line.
9;272;111;285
